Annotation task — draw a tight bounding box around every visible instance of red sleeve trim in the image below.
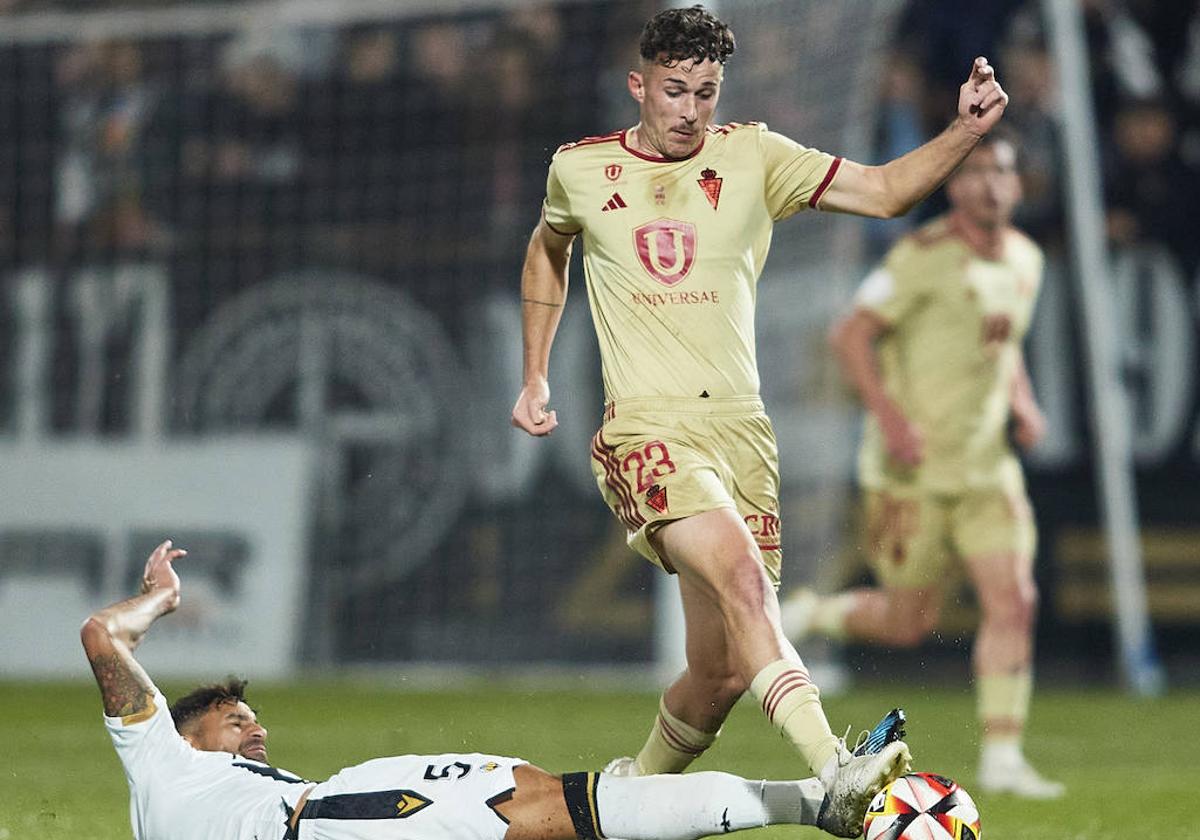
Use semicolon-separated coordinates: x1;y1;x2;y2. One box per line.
808;156;843;209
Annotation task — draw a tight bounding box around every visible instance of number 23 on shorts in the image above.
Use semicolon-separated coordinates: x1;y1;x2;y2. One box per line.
621;440;677;494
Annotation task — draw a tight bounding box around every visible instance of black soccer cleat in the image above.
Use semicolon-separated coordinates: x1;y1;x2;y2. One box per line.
852;708;906;757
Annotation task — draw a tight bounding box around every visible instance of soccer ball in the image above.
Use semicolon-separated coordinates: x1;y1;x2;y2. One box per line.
863;772;982;840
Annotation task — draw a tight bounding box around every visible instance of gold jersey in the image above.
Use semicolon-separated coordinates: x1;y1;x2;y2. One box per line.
856;215;1044;493
543;122;838;401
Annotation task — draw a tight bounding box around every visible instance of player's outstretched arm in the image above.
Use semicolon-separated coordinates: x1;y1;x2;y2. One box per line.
818;57;1009;219
80;540;186;718
512;218;575;437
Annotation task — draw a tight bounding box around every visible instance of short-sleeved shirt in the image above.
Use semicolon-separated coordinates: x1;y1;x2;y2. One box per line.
543;123;839;402
854;215;1043;494
105;689;310;840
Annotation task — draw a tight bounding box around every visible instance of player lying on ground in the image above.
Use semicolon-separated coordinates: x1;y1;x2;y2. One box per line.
83;541;908;840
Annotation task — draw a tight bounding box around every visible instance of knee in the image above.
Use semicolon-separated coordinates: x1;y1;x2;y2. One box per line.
886;599;940;648
714;555;773;622
888;618;935;648
987;580;1039;632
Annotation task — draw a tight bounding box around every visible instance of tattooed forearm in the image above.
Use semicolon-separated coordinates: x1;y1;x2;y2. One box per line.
521;298;564;308
88;653;154;718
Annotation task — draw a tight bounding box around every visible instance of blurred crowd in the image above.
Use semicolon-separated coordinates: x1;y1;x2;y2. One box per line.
881;0;1200;273
0;1;659;333
1;0;1198;311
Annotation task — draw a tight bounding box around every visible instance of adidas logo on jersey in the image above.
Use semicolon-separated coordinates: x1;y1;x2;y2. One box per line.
601;193;627;212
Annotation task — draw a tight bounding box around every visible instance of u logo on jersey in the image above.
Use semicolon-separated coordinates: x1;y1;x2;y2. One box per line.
633;218;696;287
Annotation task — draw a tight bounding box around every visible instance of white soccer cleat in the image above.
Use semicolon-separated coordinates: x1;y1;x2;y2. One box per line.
603;756;640;777
780;587;820;641
817;740;912;837
978;755;1065;799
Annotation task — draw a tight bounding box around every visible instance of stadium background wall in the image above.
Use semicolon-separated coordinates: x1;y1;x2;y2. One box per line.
0;0;1197;684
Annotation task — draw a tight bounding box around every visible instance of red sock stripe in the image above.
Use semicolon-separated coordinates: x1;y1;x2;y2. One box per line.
762;669;812;723
591;433;645;531
657;714;707;756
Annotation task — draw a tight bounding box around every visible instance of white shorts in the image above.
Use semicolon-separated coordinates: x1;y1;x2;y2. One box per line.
293;753;524;840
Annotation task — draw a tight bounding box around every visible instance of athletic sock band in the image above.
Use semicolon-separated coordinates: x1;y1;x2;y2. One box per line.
562;772;605;840
750;659;838;775
634;696;719;774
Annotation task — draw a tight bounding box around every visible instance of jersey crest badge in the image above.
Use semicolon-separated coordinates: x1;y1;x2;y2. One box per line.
633;218;696;286
646;484;669;513
605;163;622;181
395;791;433;818
697;168;722;210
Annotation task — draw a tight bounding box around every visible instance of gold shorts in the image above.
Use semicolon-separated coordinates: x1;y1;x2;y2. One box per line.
590;396;783;584
863;467;1036;589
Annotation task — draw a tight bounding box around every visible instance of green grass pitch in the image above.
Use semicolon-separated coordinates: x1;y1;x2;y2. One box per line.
0;678;1193;839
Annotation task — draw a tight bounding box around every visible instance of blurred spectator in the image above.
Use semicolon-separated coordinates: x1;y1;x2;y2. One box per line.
173;30;310;276
306;24;407;245
53;39;166;258
1078;0;1175;133
1104;96;1200;273
1172;3;1200;168
864;49;930;257
474;9;573;283
896;0;1027;130
998;8;1064;247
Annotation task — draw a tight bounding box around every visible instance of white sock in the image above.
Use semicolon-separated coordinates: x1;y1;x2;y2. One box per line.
980;736;1022;768
595;772;825;840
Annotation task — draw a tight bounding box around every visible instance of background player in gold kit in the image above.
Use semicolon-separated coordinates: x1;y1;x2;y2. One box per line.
511;6;1010;828
780;132;1064;799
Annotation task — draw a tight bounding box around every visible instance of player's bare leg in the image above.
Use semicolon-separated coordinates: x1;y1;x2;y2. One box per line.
963;550;1064;799
652;508;910;831
500;763;838;840
607;576;736;777
783;586;942;648
653;509;834;764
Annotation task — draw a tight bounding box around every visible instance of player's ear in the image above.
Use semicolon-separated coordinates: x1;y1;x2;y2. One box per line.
628;69;645;103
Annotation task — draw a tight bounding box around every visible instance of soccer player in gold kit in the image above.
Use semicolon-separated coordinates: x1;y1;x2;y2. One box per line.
511;6;1010;829
780;133;1065;799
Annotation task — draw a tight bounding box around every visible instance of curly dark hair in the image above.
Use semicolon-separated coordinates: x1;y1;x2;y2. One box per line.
170;677;251;731
639;5;736;67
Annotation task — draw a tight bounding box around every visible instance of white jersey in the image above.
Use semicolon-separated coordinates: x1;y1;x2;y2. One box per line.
296;754;522;840
105;689;523;840
106;689;311;840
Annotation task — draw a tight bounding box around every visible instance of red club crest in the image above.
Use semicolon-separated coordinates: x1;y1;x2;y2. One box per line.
605;163;623;181
633;218;697;287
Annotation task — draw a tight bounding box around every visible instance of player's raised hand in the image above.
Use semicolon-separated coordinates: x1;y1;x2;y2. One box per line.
511;378;559;436
1010;399;1047;452
957;56;1008;136
140;539;187;612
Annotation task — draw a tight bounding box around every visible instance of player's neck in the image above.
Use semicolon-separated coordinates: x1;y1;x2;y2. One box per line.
627;124;700;161
949;211;1008;260
628;125;667;159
